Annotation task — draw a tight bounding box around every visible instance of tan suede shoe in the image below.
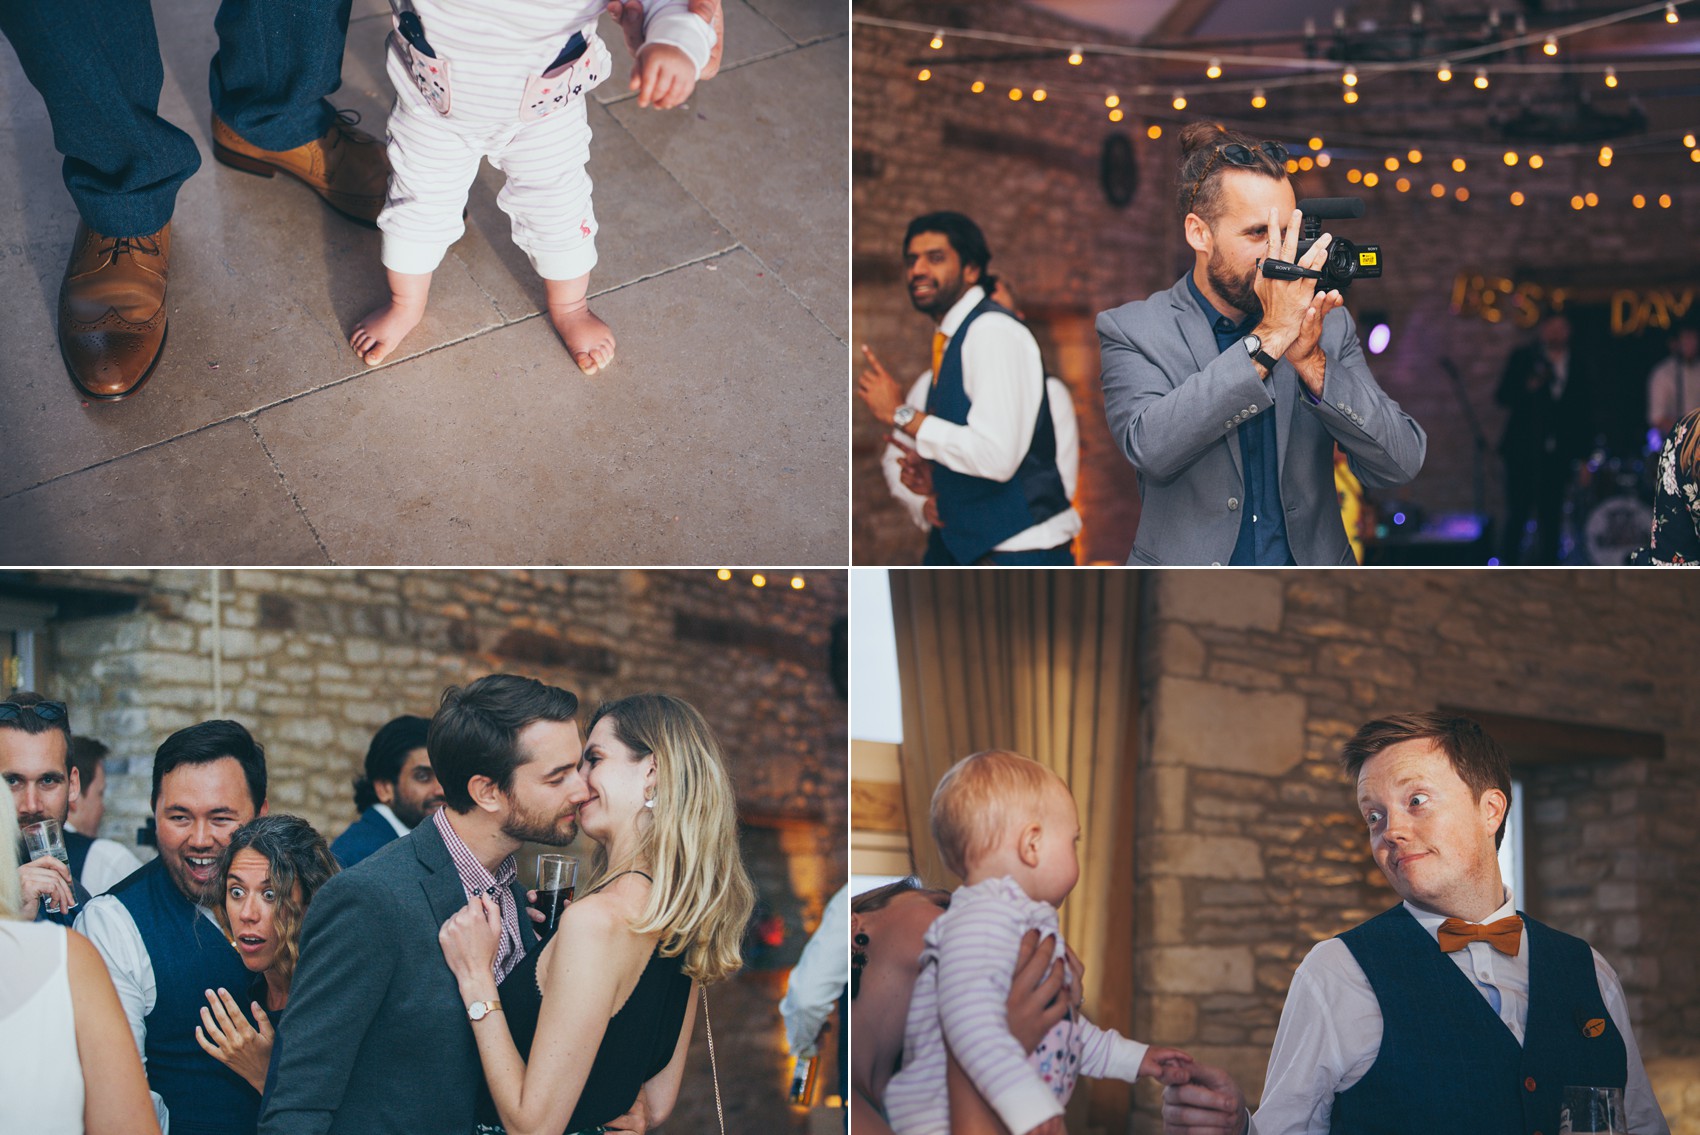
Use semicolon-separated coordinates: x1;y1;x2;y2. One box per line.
211;110;388;226
57;221;170;401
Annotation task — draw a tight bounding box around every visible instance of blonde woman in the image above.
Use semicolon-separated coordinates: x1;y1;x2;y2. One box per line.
439;693;755;1135
0;792;162;1135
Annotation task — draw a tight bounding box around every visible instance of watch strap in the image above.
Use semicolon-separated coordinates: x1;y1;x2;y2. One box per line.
1252;347;1281;372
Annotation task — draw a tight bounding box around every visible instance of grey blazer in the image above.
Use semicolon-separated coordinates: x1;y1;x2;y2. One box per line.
1097;274;1426;565
258;816;537;1135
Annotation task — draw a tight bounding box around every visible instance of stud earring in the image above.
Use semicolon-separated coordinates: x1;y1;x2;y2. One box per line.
643;792;656;809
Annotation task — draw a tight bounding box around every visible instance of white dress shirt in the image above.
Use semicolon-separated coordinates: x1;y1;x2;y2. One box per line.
78;837;145;897
75;891;224;1135
885;286;1083;553
370;802;412;838
779;883;849;1056
1250;892;1669;1135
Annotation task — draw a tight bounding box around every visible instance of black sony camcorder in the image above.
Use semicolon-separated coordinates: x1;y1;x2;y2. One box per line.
1259;197;1382;293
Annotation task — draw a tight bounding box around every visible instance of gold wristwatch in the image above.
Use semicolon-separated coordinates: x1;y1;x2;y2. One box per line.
467;999;502;1022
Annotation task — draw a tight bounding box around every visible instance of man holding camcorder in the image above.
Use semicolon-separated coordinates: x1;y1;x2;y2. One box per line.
1097;122;1426;565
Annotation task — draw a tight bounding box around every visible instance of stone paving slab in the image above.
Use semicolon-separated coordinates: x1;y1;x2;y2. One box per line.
0;423;328;564
252;249;846;564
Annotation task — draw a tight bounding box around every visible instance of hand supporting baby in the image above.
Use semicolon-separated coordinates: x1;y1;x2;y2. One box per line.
632;42;696;109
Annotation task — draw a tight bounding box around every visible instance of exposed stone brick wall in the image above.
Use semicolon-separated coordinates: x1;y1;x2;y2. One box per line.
1135;570;1700;1134
23;568;846;1135
853;0;1699;564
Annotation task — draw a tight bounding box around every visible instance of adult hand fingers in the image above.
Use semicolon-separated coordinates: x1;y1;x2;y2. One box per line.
206;989;242;1037
199;1004;229;1047
252;1003;274;1040
1267;207;1282;262
1282;208;1303;262
215;988;255;1037
861;345;891;380
194;1025;226;1060
1297;232;1333;271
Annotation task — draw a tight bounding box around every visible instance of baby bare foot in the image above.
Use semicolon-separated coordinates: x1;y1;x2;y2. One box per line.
549;300;616;375
350;300;426;366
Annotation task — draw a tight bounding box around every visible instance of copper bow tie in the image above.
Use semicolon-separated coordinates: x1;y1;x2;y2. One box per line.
1437;915;1523;956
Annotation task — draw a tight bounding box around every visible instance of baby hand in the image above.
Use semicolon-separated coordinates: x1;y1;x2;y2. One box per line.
633;42;696;109
1140;1045;1195;1085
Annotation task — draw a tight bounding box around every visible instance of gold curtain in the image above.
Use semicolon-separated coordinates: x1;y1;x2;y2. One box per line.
889;569;1140;1028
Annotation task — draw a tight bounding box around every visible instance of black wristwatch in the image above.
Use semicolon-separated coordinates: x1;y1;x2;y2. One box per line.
1243;334;1280;373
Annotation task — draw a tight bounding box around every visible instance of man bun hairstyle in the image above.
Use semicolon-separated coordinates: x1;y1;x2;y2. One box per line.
1339;712;1513;847
352;714;431;812
1175;120;1288;227
903;211;999;293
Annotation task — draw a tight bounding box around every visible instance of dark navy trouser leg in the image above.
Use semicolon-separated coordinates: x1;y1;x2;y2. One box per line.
0;0;199;235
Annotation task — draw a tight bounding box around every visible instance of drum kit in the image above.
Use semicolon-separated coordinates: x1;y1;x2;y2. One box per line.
1564;446;1658;565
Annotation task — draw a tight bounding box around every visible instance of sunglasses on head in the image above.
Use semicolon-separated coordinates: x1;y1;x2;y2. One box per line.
1186;141;1292;215
0;701;68;724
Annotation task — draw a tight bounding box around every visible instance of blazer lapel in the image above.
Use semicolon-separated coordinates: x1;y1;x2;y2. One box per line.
1171;281;1244;481
411;818;470;928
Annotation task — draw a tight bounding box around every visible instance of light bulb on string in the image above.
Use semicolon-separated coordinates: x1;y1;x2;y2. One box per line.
971;79;985;93
1438;60;1453;81
1529;154;1544;169
1252;88;1268;109
1347;168;1363;183
1109;108;1124;122
1474;68;1490;89
1503;151;1519;166
1316;152;1332;167
1605;67;1618;88
1344;88;1359;104
1009;87;1022;101
1147;123;1162;139
917;68;931;82
1543;35;1558;56
1660;194;1673;207
1666;2;1678;23
1309;135;1325;150
1633;194;1646;208
1300;156;1315;170
1599;146;1612;166
1685;133;1697;149
929;30;944;49
1510;191;1525;206
1068;47;1084;65
1571;195;1585;210
1452;157;1467;172
1032;89;1047;102
1455;186;1470;201
1343;67;1359;87
1172;90;1188;110
1286;158;1300;174
1430;182;1446;198
1385;156;1400;171
1105;92;1120;108
1396;177;1411;192
1408;149;1423;163
1692;148;1700;162
1585;192;1599;207
1207;57;1223;79
1363;171;1380;187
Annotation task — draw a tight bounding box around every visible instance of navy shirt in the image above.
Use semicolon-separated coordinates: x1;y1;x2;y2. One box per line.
1185;274;1295;565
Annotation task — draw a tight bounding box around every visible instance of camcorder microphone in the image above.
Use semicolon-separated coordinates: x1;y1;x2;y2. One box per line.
1259;196;1382;293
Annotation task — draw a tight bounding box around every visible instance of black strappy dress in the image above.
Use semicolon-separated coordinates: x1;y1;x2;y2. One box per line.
473;871;692;1134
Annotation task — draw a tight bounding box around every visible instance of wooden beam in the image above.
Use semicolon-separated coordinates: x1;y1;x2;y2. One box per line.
1436;705;1664;765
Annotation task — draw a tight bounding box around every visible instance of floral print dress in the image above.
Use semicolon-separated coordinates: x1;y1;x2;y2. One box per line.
1634;407;1700;564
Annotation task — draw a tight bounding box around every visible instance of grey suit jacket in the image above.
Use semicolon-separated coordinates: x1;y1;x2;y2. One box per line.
1097;274;1426;565
258;816;536;1135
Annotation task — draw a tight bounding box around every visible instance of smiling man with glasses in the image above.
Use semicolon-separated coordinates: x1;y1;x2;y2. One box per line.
1096;122;1426;566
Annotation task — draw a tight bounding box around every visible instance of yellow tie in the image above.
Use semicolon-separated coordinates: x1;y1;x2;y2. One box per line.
931;331;947;386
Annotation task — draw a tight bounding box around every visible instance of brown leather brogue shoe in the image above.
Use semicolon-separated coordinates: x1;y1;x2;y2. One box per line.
211;110;388;226
57;221;170;401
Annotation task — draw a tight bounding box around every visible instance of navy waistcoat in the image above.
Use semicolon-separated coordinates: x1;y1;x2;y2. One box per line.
925;297;1069;564
1331;904;1627;1135
112;857;262;1135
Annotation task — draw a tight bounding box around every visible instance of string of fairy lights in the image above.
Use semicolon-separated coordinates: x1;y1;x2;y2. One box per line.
858;0;1700;209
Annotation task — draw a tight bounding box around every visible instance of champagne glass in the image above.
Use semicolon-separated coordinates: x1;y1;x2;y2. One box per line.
533;855;578;942
1559;1086;1627;1135
22;818;71;913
